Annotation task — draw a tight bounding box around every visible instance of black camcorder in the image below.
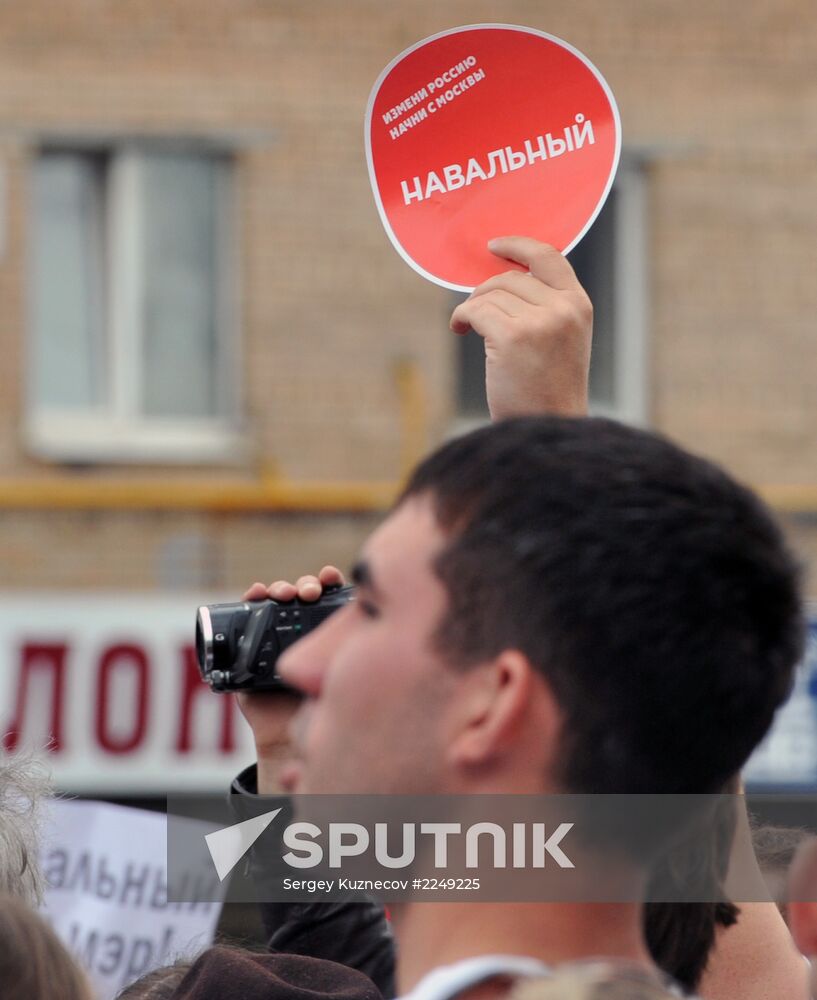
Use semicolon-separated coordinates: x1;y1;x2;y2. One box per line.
195;584;355;692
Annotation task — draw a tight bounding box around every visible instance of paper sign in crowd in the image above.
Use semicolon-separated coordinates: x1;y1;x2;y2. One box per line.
366;24;621;290
41;799;223;1000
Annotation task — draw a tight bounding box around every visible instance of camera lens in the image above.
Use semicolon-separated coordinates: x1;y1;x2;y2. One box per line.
195;601;255;681
196;606;214;676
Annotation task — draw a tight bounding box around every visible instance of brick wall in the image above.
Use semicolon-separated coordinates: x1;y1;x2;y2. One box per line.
0;1;815;592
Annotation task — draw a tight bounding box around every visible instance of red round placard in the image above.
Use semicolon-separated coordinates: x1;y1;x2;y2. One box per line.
365;24;621;290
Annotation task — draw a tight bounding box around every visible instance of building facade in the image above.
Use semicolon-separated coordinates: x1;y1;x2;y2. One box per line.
0;1;815;792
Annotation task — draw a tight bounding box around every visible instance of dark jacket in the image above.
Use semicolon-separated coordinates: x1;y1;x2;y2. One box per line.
231;765;397;999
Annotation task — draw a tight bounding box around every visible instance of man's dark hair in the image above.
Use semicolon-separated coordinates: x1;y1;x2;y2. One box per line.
401;417;804;794
644;780;741;991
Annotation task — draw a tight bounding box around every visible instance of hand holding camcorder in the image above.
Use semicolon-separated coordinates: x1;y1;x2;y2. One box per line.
196;583;354;692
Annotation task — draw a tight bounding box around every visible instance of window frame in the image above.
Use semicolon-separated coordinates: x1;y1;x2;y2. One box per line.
589;152;649;426
25;139;244;465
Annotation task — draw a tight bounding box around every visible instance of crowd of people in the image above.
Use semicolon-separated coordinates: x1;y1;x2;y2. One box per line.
1;237;816;999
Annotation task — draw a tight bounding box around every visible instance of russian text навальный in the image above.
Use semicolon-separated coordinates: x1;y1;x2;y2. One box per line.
400;115;595;205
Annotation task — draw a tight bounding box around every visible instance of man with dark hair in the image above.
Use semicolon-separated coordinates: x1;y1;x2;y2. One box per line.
237;238;806;998
268;416;801;801
239;423;803;998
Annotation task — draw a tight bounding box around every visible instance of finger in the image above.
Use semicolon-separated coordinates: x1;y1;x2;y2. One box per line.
295;575;323;602
451;291;519;335
451;292;515;334
243;582;271;601
487;237;582;292
468;269;556;307
318;565;346;586
267;580;298;601
450;298;517;339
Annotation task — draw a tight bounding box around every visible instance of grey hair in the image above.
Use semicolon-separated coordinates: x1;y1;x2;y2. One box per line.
0;751;52;906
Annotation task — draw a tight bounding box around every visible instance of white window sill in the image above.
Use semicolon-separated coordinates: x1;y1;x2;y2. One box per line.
25;414;249;465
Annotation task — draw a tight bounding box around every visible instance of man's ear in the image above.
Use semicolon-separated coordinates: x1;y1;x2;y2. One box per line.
446;650;562;781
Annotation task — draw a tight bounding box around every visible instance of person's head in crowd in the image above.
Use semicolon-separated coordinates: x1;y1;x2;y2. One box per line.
131;945;383;1000
0;891;93;1000
751;821;810;918
788;837;817;976
0;751;51;905
279;416;804;813
643;782;740;992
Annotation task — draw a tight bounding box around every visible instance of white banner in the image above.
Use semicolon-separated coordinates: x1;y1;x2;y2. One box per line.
41;797;223;1000
0;593;255;793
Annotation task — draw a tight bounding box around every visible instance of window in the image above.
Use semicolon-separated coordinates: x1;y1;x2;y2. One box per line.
455;156;649;426
27;145;240;462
